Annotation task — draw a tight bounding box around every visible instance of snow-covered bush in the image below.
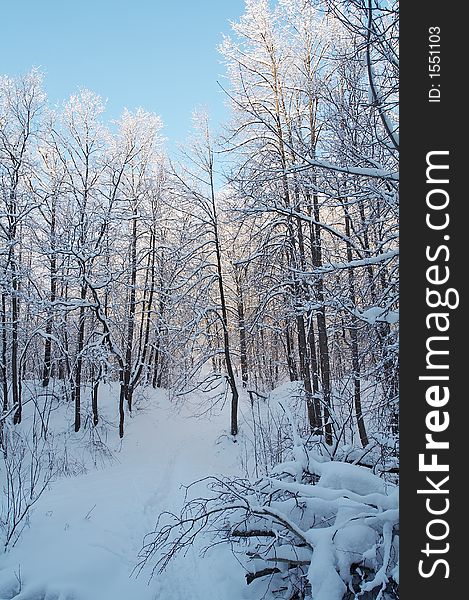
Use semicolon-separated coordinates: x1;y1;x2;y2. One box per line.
0;383;118;551
139;421;399;600
0;416;56;549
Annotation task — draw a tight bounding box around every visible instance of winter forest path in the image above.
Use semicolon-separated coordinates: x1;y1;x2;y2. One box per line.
0;391;247;600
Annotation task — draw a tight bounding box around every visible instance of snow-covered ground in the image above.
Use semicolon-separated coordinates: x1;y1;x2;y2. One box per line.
0;387;248;600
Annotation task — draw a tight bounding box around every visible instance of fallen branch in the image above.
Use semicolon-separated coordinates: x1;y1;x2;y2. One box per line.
246;567;280;585
232;529;275;538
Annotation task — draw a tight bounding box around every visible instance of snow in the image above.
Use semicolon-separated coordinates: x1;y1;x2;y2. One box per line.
0;386;246;600
315;460;389;496
1;382;399;599
356;305;399;325
311;250;399;277
286;157;399;182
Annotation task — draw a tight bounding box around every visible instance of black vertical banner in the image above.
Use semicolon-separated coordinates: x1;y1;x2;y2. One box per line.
401;2;465;597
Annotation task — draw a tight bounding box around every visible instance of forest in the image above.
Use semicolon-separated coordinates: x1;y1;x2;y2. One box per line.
0;1;399;599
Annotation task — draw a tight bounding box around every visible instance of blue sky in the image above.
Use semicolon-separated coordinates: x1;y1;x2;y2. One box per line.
0;0;245;150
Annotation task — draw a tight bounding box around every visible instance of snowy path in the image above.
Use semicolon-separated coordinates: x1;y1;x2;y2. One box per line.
0;393;247;600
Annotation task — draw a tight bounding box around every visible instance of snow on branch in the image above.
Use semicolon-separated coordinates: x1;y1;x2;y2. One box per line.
281;158;399;183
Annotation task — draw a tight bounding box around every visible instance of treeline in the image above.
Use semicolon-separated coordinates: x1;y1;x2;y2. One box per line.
0;0;398;446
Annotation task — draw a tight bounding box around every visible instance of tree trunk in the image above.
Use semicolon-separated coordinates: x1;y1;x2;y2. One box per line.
297;314;319;432
344;208;368;447
91;373;99;427
284;321;298;382
73;286;87;432
235;268;248;387
1;292;8;412
11;258;20;424
42;197;57;387
306;310;322;426
309;190;333;445
122;206;138;413
132;229;156;391
209;154;239;436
